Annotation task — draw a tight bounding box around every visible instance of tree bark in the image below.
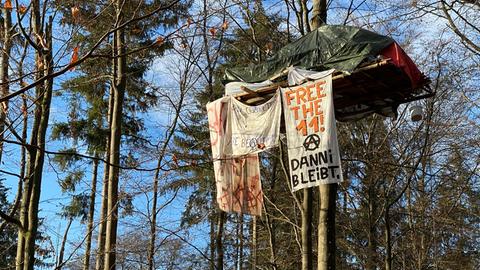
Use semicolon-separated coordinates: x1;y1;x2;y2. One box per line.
22;14;53;270
318;184;336;270
209;216;216;270
103;2;127;267
0;4;12;165
238;214;244;270
16;2;43;267
95;160;109;270
310;2;337;270
15;97;41;270
310;0;327;29
0;35;24;237
147;61;186;270
56;217;74;270
216;211;226;270
301;189;313;270
299;0;311;33
298;3;319;267
385;207;392;270
264;206;277;270
251;216;257;270
147;162;159;270
83;158;99;270
366;184;378;270
95;81;114;270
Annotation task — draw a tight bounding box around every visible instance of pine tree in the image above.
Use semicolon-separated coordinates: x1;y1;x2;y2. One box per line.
0;179;16;268
52;1;190;268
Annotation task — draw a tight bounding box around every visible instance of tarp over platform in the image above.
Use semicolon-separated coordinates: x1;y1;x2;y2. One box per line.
224;25;432;121
224;25;395;84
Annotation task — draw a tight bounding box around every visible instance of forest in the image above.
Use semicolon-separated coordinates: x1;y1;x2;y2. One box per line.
0;0;478;269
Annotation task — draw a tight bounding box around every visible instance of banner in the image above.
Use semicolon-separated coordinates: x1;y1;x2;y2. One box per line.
207;97;263;216
281;74;343;192
228;92;281;156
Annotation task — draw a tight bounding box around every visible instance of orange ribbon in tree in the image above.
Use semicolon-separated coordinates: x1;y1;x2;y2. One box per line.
4;0;13;10
69;47;79;71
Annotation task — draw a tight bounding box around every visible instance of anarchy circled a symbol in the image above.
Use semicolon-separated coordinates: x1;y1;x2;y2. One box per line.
303;134;321;151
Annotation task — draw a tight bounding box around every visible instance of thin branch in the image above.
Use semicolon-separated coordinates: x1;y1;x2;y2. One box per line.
441;0;480;53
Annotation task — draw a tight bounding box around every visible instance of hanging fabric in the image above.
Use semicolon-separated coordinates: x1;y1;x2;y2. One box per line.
281;72;343;192
228;92;281;156
207;97;264;216
287;67;336;86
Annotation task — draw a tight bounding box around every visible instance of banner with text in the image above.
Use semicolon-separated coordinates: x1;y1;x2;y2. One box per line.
281;72;343;191
228;92;281;156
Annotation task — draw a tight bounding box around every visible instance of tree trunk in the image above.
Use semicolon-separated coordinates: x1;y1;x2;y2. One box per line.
95;161;109;270
310;0;327;29
83;158;99;270
95;86;114;270
16;100;41;269
147;69;186;270
251;216;257;270
318;184;336;270
265;206;277;270
56;217;74;270
147;158;160;270
300;0;311;33
22;14;53;270
0;12;22;234
216;211;226;270
209;215;216;270
1;107;25;266
385;207;392;270
301;189;313;270
16;23;43;270
16;3;43;267
238;214;244;270
298;5;319;266
104;2;127;267
366;184;377;270
309;2;337;270
0;4;12;165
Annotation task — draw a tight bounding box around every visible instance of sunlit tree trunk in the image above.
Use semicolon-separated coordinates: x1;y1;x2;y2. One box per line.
310;0;327;28
83;158;99;270
56;217;74;270
147;163;160;270
103;1;127;267
95;85;114;270
147;54;187;270
23;14;54;270
0;4;12;165
300;0;311;33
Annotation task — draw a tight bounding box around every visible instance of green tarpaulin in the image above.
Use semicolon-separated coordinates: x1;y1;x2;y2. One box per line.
223;25;394;84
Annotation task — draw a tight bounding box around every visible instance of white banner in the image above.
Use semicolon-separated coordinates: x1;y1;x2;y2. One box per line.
281;74;343;192
228;93;281;156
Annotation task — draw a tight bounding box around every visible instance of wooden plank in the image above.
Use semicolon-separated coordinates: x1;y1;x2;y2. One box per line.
232;59;432;111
